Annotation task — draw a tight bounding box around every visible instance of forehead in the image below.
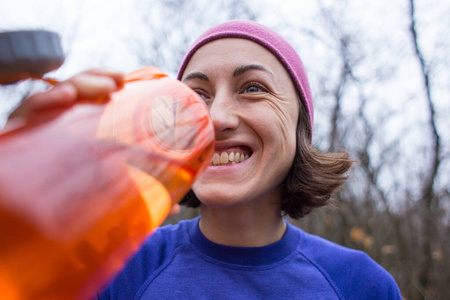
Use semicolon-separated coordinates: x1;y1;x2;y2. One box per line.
183;38;290;79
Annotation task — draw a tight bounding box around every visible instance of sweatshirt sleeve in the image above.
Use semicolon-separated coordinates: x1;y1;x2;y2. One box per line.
299;231;402;300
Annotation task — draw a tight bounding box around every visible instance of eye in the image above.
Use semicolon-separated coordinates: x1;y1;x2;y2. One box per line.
192;89;208;100
246;85;262;93
242;82;268;94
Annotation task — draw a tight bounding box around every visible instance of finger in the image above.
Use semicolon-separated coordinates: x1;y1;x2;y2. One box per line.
64;71;124;100
82;69;124;87
168;204;181;217
8;82;77;120
29;82;78;110
6;69;125;128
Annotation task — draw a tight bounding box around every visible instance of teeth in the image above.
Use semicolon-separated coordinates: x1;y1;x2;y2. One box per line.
212;153;220;165
229;152;234;162
210;151;250;166
220;152;228;164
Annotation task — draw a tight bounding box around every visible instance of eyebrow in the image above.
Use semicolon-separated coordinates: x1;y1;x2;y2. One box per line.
182;72;209;83
233;64;273;78
182;64;273;83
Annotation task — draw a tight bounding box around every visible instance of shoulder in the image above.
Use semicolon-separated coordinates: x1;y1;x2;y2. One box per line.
142;217;196;257
97;218;198;299
291;225;401;300
131;218;195;268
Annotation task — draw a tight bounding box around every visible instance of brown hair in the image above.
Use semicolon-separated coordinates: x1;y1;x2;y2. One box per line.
180;103;353;219
281;104;352;218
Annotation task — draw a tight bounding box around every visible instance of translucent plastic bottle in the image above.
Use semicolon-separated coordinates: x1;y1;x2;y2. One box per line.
0;67;215;299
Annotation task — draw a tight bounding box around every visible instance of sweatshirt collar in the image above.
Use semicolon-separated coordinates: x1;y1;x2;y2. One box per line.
189;217;299;266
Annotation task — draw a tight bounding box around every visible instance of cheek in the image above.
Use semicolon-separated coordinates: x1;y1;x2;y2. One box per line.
274;115;298;181
240;98;298;155
283;102;300;151
249;111;297;167
277;122;297;171
266;105;298;155
271;107;298;175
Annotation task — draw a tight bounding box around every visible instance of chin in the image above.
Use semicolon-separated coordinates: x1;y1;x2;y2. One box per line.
198;194;240;207
194;188;245;208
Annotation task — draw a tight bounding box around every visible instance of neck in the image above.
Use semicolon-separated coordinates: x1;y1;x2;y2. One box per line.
198;200;286;247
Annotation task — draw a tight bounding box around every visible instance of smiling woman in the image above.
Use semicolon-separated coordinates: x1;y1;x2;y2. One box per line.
180;39;300;222
96;20;402;299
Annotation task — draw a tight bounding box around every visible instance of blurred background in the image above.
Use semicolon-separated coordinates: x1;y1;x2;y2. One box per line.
1;0;449;299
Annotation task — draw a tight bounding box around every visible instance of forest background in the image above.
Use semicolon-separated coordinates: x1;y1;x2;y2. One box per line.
1;1;449;299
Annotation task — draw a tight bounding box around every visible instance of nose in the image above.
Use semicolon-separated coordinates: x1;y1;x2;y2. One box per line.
209;90;239;134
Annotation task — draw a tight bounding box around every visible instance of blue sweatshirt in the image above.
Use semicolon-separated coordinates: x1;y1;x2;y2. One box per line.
97;217;401;299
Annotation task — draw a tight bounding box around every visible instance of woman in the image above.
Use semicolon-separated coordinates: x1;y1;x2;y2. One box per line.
97;20;402;299
6;20;401;299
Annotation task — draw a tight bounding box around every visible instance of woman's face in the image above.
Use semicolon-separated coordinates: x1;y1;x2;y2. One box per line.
181;38;299;207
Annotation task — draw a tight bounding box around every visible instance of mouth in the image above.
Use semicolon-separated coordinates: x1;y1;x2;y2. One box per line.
210;146;253;166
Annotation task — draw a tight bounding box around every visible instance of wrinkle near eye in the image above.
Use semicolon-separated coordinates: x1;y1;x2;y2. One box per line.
269;99;293;129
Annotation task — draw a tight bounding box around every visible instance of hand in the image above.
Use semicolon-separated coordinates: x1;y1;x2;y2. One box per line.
4;69;124;131
168;204;181;217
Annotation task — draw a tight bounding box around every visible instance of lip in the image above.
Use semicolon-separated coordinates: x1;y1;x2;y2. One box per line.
213;140;255;154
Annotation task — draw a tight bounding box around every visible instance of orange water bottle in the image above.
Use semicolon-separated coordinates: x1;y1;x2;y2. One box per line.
0;66;215;299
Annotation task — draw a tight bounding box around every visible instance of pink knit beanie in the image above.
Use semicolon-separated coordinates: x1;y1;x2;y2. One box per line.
177;20;314;132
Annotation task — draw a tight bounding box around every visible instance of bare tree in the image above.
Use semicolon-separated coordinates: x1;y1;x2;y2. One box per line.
290;1;449;299
408;0;443;299
128;0;257;76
